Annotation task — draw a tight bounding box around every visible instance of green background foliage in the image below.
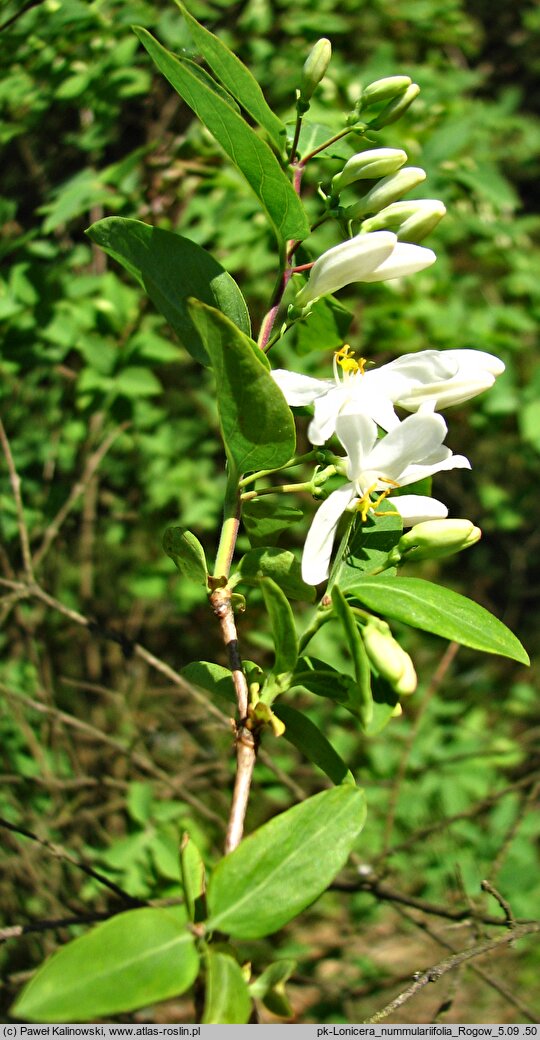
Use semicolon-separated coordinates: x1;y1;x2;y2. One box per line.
1;0;539;1023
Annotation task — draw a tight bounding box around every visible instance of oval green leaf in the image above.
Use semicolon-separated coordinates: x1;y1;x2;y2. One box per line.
133;28;309;244
188;299;296;473
86;217;250;367
202;949;252;1024
11;908;199;1023
347;576;529;664
205;785;366;939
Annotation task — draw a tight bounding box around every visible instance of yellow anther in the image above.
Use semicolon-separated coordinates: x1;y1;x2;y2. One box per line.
356;481;400;521
334;344;367;377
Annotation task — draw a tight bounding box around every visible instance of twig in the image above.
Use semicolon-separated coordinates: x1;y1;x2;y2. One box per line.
1;684;225;829
0;0;48;32
210;587;258;854
333;872;535;929
0;418;34;581
481;879;516;929
32;423;129;570
363;921;540;1023
0;816;142;906
0;911;123;943
394;903;539;1023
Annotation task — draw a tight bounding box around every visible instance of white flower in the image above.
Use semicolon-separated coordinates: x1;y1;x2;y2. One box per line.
294;231;436;308
272;347;504;446
302;410;471;586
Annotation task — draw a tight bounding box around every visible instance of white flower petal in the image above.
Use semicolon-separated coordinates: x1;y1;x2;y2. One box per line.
295;231;397;305
362;242;436;282
302;483;355;585
271;369;332;406
309;386;348;444
334;411;378;479
368;412;448;478
388;494;448;526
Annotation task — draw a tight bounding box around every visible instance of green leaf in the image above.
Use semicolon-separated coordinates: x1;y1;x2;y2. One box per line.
250;959;296;1018
292;295;354;356
86;217;250;367
188;300;296;473
180;832;206;923
242;497;304;547
235;547;315;601
348;576;530;665
274;703;355;785
181;661;235;705
176;2;285;150
133;28;309;244
163;527;208;587
202;949;252;1024
260;576;298;675
115;366;162;397
291;657;372;722
339;508;402;587
11;909;199;1022
331;587;373;727
205;785;366;939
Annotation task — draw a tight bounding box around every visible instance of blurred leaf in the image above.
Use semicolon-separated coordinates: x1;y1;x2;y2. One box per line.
205;785;366;938
202;949;252;1024
348;577;530;664
250;959;296;1018
188;300;296;472
11;909;198;1022
133;28;309;244
87;218;250;366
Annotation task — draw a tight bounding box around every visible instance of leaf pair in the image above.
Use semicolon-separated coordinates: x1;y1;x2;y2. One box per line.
12;786;366;1023
133;15;309;246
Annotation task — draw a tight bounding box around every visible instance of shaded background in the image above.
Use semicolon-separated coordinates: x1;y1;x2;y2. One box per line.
1;0;539;1023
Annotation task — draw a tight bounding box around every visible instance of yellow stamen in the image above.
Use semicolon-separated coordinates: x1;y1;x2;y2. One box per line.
356;480;400;521
333;344;367;376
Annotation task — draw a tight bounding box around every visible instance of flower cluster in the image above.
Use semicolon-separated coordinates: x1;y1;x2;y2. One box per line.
272;239;504;586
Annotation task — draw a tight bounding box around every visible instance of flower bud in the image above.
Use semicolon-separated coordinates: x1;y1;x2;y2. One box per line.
331;149;408;196
294;230;397;307
362;619;417;696
300;38;332;101
395;518;482;562
368;83;420;129
361;75;412;106
361;199;447;243
293;231;438;308
343;167;427;221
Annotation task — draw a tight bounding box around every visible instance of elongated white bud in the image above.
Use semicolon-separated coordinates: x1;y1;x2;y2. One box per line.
391;518;482;563
294;231;397;307
362;76;412;105
361;199;447;243
343;167;427;221
369;83;420;128
331;149;408;196
362;619;417;695
300;38;332;101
